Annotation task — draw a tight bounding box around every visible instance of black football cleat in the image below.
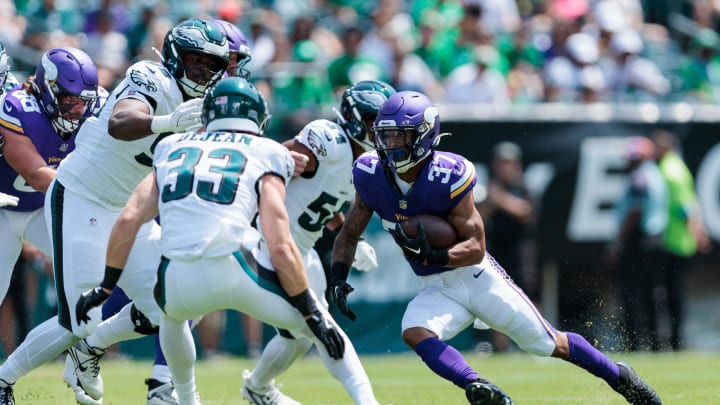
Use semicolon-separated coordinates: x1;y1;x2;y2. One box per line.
612;362;662;405
0;383;14;405
465;379;513;405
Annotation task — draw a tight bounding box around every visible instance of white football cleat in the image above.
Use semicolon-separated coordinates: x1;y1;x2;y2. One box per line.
68;339;105;401
63;354;102;405
146;378;179;405
241;369;301;405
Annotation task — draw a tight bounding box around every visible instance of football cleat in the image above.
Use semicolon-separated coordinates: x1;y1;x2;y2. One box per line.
241;369;301;405
465;380;513;405
68;339;105;400
146;378;179;405
0;380;14;405
63;355;102;404
612;362;662;405
176;391;201;405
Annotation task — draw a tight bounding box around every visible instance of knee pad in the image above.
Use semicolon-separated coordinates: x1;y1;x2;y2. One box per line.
131;304;159;335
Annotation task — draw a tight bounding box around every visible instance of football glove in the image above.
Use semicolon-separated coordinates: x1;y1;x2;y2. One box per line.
150;98;203;134
76;286;111;325
329;280;356;321
391;223;449;266
306;310;345;360
352;240;378;272
0;192;19;207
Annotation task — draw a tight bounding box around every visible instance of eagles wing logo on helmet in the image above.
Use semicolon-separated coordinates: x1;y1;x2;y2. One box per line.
130;69;158;93
174;29;202;48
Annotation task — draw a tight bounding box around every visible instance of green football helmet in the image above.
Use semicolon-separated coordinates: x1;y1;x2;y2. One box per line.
202;77;270;134
162;18;229;98
337;80;397;152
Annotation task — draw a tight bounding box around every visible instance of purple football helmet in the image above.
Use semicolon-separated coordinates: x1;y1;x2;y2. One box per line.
373;91;443;174
211;19;252;78
33;47;99;133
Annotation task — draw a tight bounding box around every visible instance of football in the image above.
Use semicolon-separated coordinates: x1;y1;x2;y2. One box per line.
400;214;458;249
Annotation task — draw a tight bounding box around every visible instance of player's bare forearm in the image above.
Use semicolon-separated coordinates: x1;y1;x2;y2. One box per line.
108;98;154;140
2;130;55;193
446;193;486;266
259;174;310;297
332;197;372;266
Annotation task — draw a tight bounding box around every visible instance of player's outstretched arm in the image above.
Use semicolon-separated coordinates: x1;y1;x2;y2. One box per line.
1;127;57;193
76;173;160;324
259;173;345;359
108;98;202;141
258;173;309;297
329;195;374;321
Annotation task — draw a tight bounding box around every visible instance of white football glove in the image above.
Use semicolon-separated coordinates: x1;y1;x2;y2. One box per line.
150;98;203;134
352;240;378;272
0;192;19;207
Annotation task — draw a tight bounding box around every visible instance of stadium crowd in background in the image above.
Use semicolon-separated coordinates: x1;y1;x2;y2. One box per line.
0;0;717;138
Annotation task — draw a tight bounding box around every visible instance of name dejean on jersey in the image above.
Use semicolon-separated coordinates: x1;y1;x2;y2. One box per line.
179;132;253;144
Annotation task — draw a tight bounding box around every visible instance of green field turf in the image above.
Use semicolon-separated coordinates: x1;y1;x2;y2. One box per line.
9;351;718;404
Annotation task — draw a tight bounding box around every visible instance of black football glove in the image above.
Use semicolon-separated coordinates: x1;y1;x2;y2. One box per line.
329;280;357;321
306;310;345;360
391;223;449;266
76;286;111;325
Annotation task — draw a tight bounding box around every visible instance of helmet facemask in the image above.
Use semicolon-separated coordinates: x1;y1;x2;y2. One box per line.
52;92;98;133
33;47;99;134
375;101;442;174
162;18;230;98
176;51;228;98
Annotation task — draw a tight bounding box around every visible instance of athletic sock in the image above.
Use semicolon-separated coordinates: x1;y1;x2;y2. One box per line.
415;337;480;388
566;332;620;384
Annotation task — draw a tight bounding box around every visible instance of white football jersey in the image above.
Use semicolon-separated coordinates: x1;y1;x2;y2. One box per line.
56;60;186;208
260;119;355;256
154;131;295;260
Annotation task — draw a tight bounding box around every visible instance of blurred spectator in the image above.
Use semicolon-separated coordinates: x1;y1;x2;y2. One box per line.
83;0;132;35
268;39;335;137
358;0;407;77
327;25;385;93
676;28;720;103
443;44;509;104
288;14;341;65
0;0;26;54
134;16;172;62
244;9;278;76
544;32;607;102
547;0;589;22
413;10;444;77
651;129;711;351
584;0;629;57
127;4;158;61
22;0;83;51
465;0;521;33
498;21;546;103
434;2;487;77
477;141;538;351
79;9;129;88
601;28;670;102
611;135;667;351
386;20;443;99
